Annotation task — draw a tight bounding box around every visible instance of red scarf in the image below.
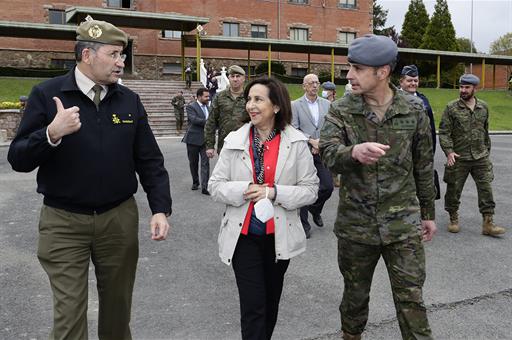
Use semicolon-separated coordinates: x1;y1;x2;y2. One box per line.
241;129;281;235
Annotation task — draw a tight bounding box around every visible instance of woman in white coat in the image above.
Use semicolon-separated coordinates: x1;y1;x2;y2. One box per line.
208;77;319;340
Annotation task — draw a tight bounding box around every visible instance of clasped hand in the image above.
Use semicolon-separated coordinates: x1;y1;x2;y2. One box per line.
244;184;275;203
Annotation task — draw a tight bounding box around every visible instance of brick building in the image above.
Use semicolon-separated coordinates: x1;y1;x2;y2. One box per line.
0;0;372;80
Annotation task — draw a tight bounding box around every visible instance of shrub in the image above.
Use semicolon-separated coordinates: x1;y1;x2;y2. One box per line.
255;61;286;75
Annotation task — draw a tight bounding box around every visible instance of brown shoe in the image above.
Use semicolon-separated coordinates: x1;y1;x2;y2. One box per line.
482;214;506;236
448;211;460;233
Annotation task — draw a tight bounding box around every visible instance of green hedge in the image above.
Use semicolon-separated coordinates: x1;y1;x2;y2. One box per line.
0;67;68;78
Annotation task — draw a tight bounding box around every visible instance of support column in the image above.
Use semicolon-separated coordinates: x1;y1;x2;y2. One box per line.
331;48;335;82
181;34;185;81
196;31;201;82
268;44;272;76
492;64;496;89
436;55;441;89
248;49;251;80
307;53;311;74
481;58;486;89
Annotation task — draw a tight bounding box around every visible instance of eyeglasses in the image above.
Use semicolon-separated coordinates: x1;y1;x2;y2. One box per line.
305;81;320;86
91;49;127;62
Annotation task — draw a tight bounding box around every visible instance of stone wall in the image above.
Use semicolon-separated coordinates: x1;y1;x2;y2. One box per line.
0;110;22;141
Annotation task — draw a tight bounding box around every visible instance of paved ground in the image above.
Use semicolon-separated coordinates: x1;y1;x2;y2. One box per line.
1;136;511;340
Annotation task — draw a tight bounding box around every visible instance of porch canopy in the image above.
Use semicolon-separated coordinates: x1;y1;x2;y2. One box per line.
65;6;209;31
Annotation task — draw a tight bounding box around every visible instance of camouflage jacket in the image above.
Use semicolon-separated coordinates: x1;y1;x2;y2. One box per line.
204;88;247;152
171;95;185;111
319;86;435;245
438;97;490;161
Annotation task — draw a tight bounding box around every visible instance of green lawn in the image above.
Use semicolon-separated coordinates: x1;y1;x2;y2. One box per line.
0;77;46;102
288;84;512;131
1;77;511;130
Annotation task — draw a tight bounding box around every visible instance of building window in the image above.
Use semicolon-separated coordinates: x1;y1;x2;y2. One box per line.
338;0;356;9
251;25;267;39
338;31;356;44
288;0;309;4
290;28;308;41
51;59;75;69
291;67;308;77
48;9;65;25
107;0;132;8
223;22;239;37
162;30;182;39
163;63;182;75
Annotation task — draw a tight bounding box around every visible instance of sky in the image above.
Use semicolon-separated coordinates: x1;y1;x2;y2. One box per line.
378;0;512;53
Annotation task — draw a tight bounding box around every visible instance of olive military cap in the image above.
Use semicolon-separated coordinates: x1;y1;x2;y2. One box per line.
459;74;480;86
401;65;419;77
76;16;128;48
228;65;246;76
322;81;336;90
348;34;398;68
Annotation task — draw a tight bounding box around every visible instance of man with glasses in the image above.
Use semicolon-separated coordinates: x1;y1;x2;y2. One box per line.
205;65;248;157
292;73;334;238
8;17;172;339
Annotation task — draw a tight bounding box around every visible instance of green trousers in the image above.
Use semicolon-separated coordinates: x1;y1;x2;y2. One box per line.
338;235;432;340
37;197;139;340
443;156;495;215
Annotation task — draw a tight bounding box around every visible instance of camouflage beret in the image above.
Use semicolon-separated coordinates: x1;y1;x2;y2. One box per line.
348;34;398;68
228;65;245;76
321;81;336;90
401;65;419;77
76;17;128;48
459;74;480;86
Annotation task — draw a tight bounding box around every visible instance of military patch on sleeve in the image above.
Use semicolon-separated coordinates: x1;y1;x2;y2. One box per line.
392;117;416;129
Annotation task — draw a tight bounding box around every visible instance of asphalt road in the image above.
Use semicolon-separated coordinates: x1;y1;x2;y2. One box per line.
1;136;511;340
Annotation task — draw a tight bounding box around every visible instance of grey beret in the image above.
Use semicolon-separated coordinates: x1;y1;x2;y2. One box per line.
228;65;245;76
459;74;480;86
401;65;418;77
322;81;336;90
76;17;128;48
348;34;398;67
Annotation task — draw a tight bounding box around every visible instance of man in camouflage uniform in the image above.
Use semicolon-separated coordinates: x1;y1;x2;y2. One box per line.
319;35;437;340
204;65;247;157
439;74;506;236
171;90;185;134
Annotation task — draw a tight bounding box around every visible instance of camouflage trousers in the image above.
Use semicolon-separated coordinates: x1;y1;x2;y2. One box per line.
443;156;495;215
338;235;432;340
174;108;184;131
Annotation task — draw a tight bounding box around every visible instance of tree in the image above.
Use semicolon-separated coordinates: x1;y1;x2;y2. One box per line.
490;32;512;55
456;37;477;53
420;0;457;51
400;0;430;48
373;0;389;35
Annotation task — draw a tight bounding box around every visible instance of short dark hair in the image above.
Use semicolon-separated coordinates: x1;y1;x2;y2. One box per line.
74;41;103;62
242;77;292;132
196;87;209;97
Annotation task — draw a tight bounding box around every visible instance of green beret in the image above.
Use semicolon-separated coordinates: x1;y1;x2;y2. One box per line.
228;65;245;76
348;34;397;68
76;18;128;48
459;74;480;86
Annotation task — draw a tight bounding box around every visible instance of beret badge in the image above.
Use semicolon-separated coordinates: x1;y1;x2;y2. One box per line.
88;25;103;39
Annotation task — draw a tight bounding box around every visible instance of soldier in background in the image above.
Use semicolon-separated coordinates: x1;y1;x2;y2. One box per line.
439;74;506;236
204;65;247;157
319;35;436;340
321;81;337;102
171;90;185;134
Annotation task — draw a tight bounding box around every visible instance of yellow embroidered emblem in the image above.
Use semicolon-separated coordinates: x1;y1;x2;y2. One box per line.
112;114;121;124
88;25;103;39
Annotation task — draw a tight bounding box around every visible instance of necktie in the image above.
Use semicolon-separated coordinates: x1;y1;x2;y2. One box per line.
92;85;103;109
202;105;208;118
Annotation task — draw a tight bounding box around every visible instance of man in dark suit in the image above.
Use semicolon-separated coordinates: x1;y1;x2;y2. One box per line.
292;73;334;238
183;87;211;195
